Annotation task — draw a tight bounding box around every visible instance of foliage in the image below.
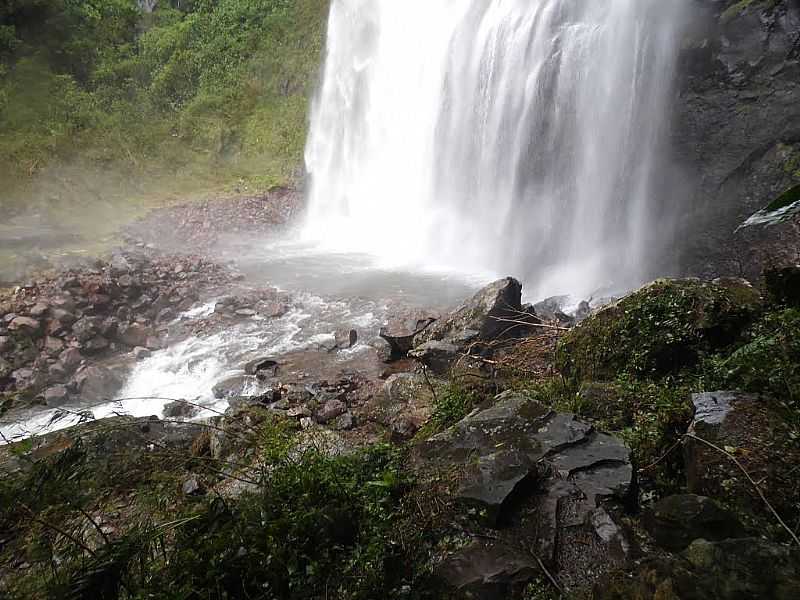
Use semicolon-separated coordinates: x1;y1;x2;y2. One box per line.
556;279;762;381
0;0;329;209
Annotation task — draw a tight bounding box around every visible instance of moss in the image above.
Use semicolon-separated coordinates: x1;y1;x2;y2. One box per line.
556;279;762;382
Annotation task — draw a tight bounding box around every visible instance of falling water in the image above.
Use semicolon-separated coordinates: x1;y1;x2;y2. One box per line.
304;0;687;299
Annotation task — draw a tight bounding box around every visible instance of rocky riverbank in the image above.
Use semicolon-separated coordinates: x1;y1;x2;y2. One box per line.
2;261;799;598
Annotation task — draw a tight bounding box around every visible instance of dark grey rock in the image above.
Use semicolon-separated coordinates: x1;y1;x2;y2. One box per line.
72;317;102;342
409;340;460;375
163;400;200;420
59;347;83;373
644;494;744;551
133;346;151;361
315;398;346;424
213;375;258;399
435;540;537;600
118;323;154;348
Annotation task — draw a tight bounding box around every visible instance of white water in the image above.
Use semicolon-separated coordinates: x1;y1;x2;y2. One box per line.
304;0;687;299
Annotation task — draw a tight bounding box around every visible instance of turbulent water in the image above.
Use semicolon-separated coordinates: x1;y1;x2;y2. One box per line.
304;0;688;299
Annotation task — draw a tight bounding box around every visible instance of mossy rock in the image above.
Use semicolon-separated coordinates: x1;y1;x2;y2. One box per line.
556;279;762;381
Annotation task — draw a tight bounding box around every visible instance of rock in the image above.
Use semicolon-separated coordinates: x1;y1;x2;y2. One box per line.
133;347;151;361
235;308;257;317
118;323;154;348
28;302;49;318
244;358;279;377
595;538;800;600
48;361;68;383
379;317;437;359
332;412;355;430
643;494;744;551
435;540;537;600
0;357;12;379
419;391;632;529
409;341;460;375
389;415;419;442
368;336;393;363
43;385;69;407
43;336;64;356
145;336;162;351
0;336;12;353
182;477;204;496
73;365;122;402
370;373;438;435
8;316;41;336
315;398;346;424
287;405;312;419
765;265;800;307
110;254;132;274
47;308;76;335
685;391;800;531
83;336;110;354
213;375;258;399
72;317;102;342
59;347;83;373
163;400;200;420
333;328;358;350
557;279;762;380
416;278;525;346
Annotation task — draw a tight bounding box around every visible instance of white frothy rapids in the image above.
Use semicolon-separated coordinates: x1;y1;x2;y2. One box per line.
304;0;687;299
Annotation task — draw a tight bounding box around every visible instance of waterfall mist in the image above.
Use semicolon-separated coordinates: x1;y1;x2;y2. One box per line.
303;0;688;299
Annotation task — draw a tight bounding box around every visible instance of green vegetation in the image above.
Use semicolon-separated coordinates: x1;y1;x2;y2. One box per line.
0;0;328;213
0;414;449;600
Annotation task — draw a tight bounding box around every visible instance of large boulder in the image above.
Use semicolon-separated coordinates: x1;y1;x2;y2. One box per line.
73;365;123;403
557;279;762;381
415;278;526;346
643;494;744;551
685;391;800;534
118;323;155;348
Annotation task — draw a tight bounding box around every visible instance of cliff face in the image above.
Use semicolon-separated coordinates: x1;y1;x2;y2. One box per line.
676;0;800;280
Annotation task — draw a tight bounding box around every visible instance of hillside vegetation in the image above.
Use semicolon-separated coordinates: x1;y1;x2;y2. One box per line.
0;0;328;213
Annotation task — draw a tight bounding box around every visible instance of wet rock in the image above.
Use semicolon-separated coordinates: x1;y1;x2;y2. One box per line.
0;336;12;353
435;540;537;600
315;398;346;424
213;375;258;400
379;315;438;359
118;323;154;348
369;336;393;363
534;295;573;323
110;254;132;275
643;494;744;551
287;405;312;419
389;415;420;442
48;361;68;383
409;340;459;375
163;400;200;420
685;391;800;530
420;391;632;528
47;308;76;335
145;336;162;351
73;365;122;402
43;385;69;407
333;328;358;350
244;357;279;377
8;316;41;336
416;277;525;346
133;347;151;361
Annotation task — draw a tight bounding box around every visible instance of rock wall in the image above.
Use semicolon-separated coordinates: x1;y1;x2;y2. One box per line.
675;0;800;281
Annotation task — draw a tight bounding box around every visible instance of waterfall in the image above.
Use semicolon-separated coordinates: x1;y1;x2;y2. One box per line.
303;0;687;299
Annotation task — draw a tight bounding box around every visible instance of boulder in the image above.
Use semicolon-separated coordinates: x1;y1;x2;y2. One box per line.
133;347;151;361
73;365;122;402
409;340;460;375
435;540;537;600
643;494;744;551
213;375;258;400
0;357;12;379
419;391;633;530
118;323;154;348
83;336;110;354
72;317;103;342
416;277;525;346
163;400;201;420
557;279;762;381
43;385;69;407
28;302;49;318
332;328;358;351
379;317;437;359
244;357;279;377
315;398;346;424
43;336;65;356
8;316;41;336
0;336;12;353
59;347;83;373
685;391;800;532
